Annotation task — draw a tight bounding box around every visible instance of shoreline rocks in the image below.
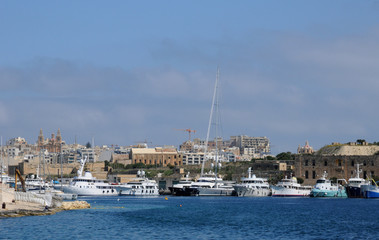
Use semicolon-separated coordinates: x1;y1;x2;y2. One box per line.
0;200;90;218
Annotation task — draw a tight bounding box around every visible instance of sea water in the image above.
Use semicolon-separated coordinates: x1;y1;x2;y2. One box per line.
1;196;378;239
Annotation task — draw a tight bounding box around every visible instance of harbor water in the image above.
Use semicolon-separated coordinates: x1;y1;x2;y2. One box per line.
1;196;378;239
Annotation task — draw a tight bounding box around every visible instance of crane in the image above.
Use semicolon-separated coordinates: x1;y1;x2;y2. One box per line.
175;128;196;141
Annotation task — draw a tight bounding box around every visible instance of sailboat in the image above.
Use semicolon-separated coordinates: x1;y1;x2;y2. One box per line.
186;68;235;196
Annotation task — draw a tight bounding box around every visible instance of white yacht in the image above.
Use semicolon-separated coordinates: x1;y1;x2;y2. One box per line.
24;166;52;190
60;157;118;196
186;170;235;196
115;170;159;196
271;175;311;197
234;168;271;197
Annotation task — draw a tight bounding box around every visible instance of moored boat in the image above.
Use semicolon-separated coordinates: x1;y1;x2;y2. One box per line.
59;157;118;196
310;171;347;198
360;179;379;198
346;164;370;198
271;175;311;197
233;167;270;197
115;170;159;196
168;172;194;196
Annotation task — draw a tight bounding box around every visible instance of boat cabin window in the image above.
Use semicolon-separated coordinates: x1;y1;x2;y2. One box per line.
316;180;325;183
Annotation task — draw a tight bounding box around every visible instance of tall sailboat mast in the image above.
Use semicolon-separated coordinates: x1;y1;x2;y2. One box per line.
201;67;220;176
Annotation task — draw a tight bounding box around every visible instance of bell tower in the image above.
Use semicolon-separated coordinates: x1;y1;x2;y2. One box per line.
38;128;44;150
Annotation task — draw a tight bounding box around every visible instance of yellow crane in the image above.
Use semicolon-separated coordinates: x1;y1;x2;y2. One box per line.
175;128;196;141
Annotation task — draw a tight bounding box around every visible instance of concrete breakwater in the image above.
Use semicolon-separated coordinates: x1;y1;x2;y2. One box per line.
0;201;90;218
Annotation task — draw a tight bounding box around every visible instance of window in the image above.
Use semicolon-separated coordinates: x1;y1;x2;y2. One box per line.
312;171;316;179
324;160;327;166
351;160;355;167
305;160;308;166
312;160;315;166
338;160;342;167
305;171;309;179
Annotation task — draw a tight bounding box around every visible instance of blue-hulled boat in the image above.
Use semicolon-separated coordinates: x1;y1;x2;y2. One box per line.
361;179;379;198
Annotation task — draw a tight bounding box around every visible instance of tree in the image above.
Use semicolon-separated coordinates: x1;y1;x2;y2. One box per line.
276;152;294;160
356;139;366;145
297;177;304;184
86;142;92;149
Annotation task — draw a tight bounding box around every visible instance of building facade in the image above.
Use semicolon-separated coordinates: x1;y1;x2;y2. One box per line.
230;135;270;158
130;147;182;166
37;128;63;153
295;154;379;185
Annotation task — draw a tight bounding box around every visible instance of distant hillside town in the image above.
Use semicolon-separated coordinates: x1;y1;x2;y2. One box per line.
1;129;379;187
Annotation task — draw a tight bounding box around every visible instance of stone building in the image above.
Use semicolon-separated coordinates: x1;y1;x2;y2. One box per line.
295;154;379;185
37;129;63;153
130;147;182;166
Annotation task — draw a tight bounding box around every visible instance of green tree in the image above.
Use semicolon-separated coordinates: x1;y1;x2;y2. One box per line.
86;142;92;148
297;177;304;184
276;152;294;160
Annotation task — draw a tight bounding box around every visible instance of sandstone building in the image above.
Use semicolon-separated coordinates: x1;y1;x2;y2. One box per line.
295;144;379;185
37;129;63;153
130;147;182;166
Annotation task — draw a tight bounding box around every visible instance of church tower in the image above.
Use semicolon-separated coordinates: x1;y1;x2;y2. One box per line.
38;128;44;150
56;128;62;143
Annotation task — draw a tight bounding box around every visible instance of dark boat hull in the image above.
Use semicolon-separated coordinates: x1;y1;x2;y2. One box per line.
346;186;363;198
169;187;197;196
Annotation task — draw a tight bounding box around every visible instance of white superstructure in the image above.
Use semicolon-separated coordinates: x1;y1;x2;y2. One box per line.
115;170;159;196
234;167;270;197
60;157;118;196
271;176;311;197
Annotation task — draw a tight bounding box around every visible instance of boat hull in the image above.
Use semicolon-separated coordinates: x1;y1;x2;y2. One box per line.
364;190;379;198
234;185;271;197
346;186;363;198
310;189;347;198
61;185;118;196
115;185;159;196
169;187;192;196
271;186;310;197
361;185;379;198
118;189;159;196
197;187;235;196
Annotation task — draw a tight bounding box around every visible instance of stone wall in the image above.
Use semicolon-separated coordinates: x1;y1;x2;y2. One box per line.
295;155;379;185
0;183;15;203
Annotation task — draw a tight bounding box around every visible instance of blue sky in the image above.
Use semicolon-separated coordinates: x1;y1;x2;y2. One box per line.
1;1;379;154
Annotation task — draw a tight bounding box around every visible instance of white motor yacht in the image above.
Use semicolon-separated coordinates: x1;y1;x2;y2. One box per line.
60;157;118;196
234;167;271;197
186;170;235;196
271;175;311;197
115;170;159;196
